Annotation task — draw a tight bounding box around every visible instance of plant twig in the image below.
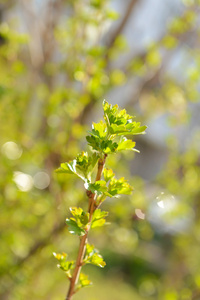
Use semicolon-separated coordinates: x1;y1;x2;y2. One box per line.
66;154;107;300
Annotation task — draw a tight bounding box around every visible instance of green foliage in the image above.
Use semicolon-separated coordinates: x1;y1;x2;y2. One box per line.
66;218;86;236
53;252;74;279
86;101;146;154
56;152;99;181
107;176;133;197
78;273;92;288
65;207;90;236
84;244;106;268
103;100;147;135
55;100;146;299
1;1;200;300
103;168;115;182
87;180;108;194
91;209;108;228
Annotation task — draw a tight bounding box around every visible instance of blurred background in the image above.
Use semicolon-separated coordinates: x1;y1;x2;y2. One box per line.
1;0;200;299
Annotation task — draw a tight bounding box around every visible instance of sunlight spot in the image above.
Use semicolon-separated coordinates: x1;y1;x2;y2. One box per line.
149;191;193;234
13;172;33;192
33;171;50;190
157;200;165;208
2;141;22;160
156;193;176;213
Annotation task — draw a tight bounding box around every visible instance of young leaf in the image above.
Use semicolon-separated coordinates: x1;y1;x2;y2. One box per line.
70;207;83;217
102;140;118;154
92;209;108;220
66;218;86;236
88;120;107;139
87;152;99;178
53;252;67;261
103;168;115;182
56;152;99;181
58;260;74;273
102;100;147;137
79;273;92;288
89;253;106;268
91;218;106;228
128;125;147;135
69;207;89;228
117;137;136;151
91;209;108;228
107;177;133;197
86;135;118;154
53;252;74;278
87;180;108;194
56;161;77;175
84;244;106;268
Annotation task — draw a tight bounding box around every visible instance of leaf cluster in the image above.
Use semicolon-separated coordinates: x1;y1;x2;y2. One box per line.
86;100;147;154
54;100;147;296
56;151;98;181
84;244;106;268
65;207;109;236
53;252;74;279
66;207;89;236
85;169;133;205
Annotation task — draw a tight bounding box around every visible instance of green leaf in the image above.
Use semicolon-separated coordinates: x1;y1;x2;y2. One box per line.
68;207;90;231
87;152;99;176
66;218;86;236
88;120;107;139
86;135;118;154
58;260;74;273
85;101;147;154
110;123;147;136
103;168;115;182
103;100;131;127
102;100;147;138
91;218;106;228
91;209;108;228
70;206;83;217
117;137;136;151
53;252;67;261
102;140;118;154
79;273;92;287
86;135;100;151
129;125;147;135
87;180;108;194
93;209;108;219
56;152;99;181
70;207;89;226
80;212;90;225
110;123;127;134
107;177;133;197
90;253;106;268
84;244;106;268
53;252;74;278
56;161;76;174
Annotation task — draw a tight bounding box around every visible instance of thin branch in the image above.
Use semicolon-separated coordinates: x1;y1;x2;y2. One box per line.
66;155;107;300
105;0;139;50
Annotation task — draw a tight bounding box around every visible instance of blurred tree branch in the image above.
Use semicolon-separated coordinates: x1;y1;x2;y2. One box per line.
105;0;139;50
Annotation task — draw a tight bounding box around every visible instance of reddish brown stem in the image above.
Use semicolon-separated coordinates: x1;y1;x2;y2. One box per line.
66;154;107;300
